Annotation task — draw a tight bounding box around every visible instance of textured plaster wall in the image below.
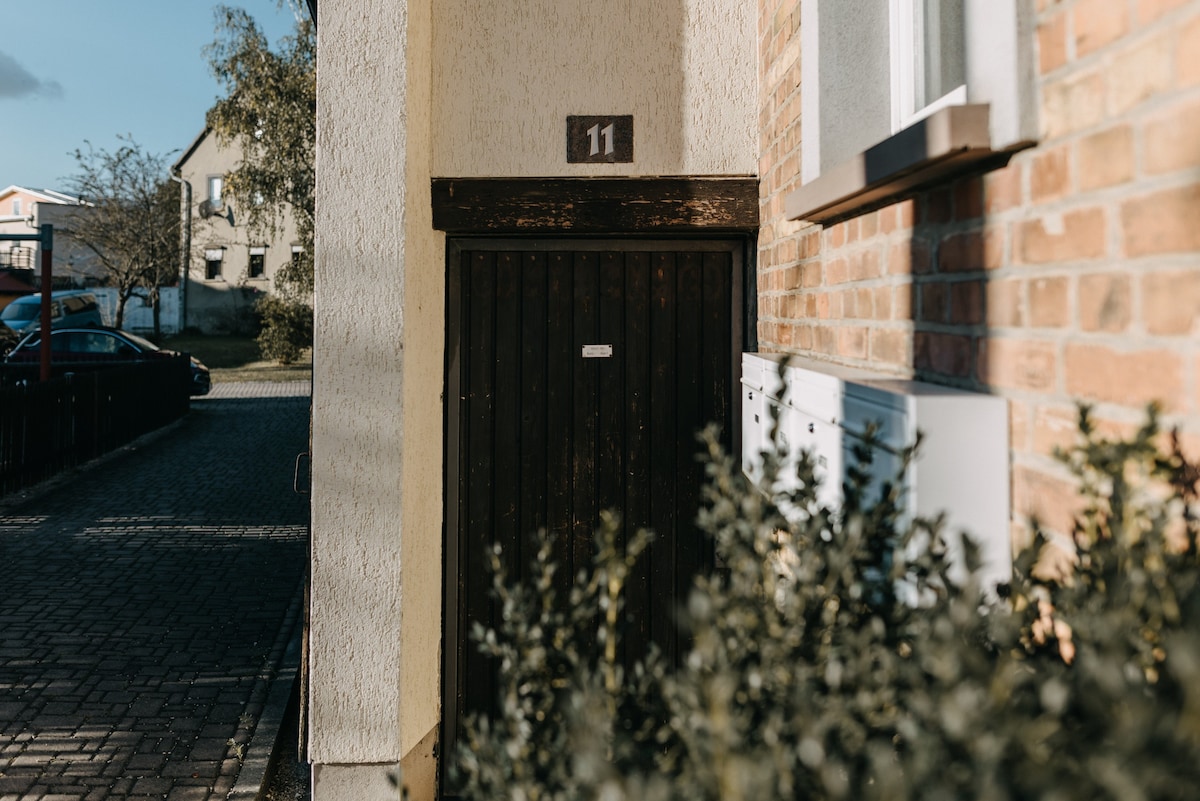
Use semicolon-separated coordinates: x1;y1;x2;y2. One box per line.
309;0;441;790
432;0;756;176
396;0;442;764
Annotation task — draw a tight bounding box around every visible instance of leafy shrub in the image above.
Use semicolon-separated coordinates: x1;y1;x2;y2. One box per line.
210;301;261;337
453;406;1200;801
254;294;312;365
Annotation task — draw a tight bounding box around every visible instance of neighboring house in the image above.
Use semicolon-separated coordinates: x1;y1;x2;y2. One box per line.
304;2;1200;800
0;186;103;286
173;128;303;333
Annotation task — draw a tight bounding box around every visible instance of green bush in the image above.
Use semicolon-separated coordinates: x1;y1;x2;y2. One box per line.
452;406;1200;801
254;294;312;365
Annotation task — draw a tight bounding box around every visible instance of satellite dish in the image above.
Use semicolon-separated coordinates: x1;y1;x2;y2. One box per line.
198;199;215;219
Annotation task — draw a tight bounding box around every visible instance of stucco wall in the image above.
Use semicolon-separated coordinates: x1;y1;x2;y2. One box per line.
432;0;756;176
757;0;1200;553
309;0;442;798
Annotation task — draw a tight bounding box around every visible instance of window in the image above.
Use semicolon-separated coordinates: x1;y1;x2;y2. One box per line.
248;246;266;279
63;332;133;356
793;0;1035;220
290;244;307;274
890;0;966;130
11;198;20;215
207;176;224;207
204;248;224;280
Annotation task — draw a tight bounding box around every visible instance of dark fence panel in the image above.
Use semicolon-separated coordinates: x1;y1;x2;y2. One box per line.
0;357;191;497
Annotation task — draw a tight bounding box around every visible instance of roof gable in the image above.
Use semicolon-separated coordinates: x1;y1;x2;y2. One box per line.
0;185;80;205
173;128;213;173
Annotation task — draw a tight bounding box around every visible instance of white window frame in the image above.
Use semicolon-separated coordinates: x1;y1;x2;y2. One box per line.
11;199;21;216
889;0;968;132
800;0;1035;188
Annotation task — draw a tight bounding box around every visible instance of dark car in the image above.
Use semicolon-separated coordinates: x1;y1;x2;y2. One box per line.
4;326;211;396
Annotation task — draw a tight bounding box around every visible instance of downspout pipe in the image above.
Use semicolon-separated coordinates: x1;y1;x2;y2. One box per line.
170;168;191;333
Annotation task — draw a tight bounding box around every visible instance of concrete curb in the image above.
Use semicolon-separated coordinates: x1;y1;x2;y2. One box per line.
228;579;307;800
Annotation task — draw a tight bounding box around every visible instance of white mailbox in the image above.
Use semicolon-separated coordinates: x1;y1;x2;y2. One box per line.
741;353;1011;590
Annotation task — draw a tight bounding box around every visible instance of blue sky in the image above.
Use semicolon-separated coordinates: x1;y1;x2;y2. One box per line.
0;1;300;192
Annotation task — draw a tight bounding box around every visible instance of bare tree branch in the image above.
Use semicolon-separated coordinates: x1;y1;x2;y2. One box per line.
63;136;180;334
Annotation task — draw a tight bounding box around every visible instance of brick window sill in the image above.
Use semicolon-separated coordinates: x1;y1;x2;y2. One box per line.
785;104;1027;225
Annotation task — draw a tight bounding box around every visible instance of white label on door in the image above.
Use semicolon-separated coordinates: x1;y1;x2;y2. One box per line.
582;344;613;358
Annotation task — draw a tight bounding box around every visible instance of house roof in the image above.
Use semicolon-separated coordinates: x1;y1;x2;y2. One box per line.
0;185;81;205
172;127;213;173
0;272;36;294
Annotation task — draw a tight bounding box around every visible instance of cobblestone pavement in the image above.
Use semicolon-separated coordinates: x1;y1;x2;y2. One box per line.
0;382;311;800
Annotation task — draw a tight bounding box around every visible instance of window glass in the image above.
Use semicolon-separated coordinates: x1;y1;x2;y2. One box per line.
56;332;87;353
64;332;134;355
207;176;224;205
204;248;224;280
915;0;965;112
1;301;38;322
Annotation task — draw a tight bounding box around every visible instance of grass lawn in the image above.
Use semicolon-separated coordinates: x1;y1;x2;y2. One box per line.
162;334;312;383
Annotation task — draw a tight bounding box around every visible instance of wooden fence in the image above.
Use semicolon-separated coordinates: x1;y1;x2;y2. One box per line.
0;358;191;497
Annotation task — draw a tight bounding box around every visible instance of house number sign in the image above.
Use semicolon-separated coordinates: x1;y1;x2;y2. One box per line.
567;116;633;163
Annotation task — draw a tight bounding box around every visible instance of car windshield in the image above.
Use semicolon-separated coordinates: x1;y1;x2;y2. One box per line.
120;332;160;352
1;302;38;322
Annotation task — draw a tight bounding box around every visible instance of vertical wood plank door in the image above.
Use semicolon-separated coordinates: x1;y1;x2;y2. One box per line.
443;239;744;771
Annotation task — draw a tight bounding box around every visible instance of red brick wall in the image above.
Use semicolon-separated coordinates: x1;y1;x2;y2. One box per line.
757;0;1200;546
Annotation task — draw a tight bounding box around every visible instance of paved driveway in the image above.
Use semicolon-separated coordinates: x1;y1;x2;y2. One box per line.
0;381;311;800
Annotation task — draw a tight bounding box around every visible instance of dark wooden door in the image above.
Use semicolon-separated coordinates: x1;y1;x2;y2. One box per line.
443;238;742;766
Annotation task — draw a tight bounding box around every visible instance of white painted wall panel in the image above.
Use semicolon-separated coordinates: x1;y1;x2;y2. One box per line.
743;353;1011;591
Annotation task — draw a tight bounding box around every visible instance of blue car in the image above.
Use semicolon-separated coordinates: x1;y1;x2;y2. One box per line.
0;290;103;333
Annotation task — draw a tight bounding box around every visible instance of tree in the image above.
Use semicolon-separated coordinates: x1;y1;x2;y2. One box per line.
205;3;315;297
63;137;180;335
206;4;315;364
